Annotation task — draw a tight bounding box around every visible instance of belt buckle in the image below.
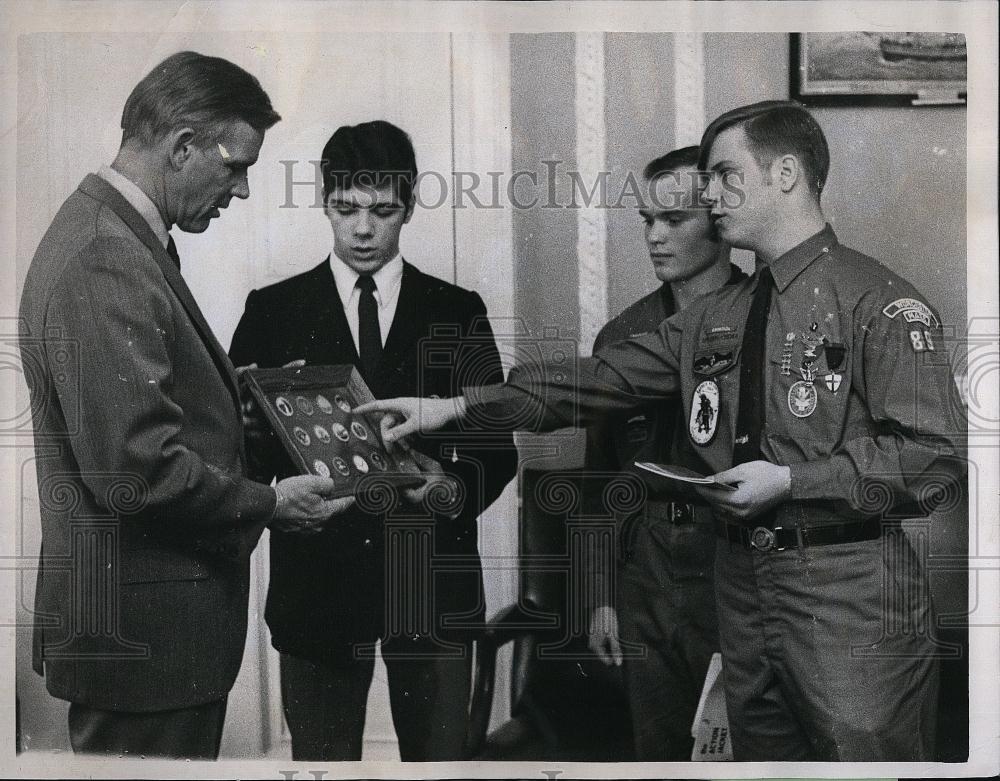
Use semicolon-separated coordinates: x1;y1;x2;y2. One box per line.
670;502;694;524
750;526;776;552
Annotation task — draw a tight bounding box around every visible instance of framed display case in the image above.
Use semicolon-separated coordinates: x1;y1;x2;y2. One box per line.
242;364;425;499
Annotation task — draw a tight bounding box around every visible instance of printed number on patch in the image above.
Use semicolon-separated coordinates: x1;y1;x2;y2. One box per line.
909;329;935;352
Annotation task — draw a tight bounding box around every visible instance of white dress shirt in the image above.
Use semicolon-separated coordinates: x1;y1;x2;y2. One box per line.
328;253;404;353
97;165;170;249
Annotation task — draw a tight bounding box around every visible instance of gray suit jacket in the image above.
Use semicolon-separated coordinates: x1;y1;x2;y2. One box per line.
19;174;276;711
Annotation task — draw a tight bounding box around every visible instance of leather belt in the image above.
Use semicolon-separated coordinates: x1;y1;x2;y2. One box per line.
714;517;886;552
648;500;696;525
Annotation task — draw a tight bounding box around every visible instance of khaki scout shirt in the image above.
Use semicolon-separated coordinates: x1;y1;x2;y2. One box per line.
469;226;966;527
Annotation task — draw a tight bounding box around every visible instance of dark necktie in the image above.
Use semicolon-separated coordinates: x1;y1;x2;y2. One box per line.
732;265;773;466
356;274;382;385
166;236;181;270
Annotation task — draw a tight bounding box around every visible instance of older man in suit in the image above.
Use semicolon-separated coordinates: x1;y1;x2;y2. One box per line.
230;120;518;761
19;51;351;759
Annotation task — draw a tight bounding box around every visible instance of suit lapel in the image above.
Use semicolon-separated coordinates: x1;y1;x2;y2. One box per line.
79;174;241;411
376;261;424;391
309;258;362;366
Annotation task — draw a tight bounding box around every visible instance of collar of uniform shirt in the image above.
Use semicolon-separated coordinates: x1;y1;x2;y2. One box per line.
762;223;839;293
97;164;170;249
328;252;404;312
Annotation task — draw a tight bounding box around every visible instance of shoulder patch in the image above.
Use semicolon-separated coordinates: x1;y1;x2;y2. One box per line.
882;298;939;329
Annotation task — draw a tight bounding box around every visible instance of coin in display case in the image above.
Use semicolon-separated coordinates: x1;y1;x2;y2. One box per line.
332;456;350;476
275;396;294;417
313;424;331;444
352;454;370;474
315;394;334;414
370;451;387;471
332;422;350;442
312;459;330;478
351;421;368;440
293;427;311;446
335;394;352;413
296;396;314;416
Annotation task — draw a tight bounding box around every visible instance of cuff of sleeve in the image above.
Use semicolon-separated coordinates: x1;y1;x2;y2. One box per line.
244;479;278;523
461;383;509;408
461;383;517;431
788;460;832;501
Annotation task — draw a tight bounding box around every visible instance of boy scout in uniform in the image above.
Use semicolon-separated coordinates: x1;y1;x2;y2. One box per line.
583;146;744;760
361;100;965;761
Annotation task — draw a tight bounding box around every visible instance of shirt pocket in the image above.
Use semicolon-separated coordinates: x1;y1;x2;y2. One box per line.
766;347;851;446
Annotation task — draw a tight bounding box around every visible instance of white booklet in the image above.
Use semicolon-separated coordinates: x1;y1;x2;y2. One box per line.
635;462;738;490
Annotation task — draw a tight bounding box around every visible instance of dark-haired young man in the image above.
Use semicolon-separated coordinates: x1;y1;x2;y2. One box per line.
230;120;517;761
360;101;966;761
19;51;350;759
584;146;742;760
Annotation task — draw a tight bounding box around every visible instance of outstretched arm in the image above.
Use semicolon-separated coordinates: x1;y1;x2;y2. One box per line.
358;315;689;439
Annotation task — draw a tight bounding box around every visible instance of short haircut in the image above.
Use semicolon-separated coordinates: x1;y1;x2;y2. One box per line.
699;100;830;195
644;145;718;239
643;145;701;180
321;121;418;204
121;51;280;145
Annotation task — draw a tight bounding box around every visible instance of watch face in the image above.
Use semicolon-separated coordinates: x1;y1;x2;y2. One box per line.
332;423;350;442
315;395;334;414
275;396;294;417
312;459;330;478
313;424;331;444
352;454;370;474
350;421;369;440
295;396;315;416
335;394;352;413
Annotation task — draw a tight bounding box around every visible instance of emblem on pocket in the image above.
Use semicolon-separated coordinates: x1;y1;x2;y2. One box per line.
788;380;818;418
693;349;735;376
689;380;720;444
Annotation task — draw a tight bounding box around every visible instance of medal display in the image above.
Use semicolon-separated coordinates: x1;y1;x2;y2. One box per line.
242;364;424;498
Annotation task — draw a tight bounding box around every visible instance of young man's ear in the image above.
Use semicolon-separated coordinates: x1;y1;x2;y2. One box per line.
403;196;416;224
166;127;198;171
776;154;799;193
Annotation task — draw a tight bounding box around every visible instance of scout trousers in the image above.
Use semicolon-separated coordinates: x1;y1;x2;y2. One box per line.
618;510;720;760
714;528;939;761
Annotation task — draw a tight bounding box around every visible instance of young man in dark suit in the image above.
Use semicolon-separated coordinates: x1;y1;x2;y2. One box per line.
230;120;518;761
18;51;350;759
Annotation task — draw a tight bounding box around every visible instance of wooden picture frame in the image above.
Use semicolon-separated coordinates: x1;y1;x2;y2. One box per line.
791;32;966;106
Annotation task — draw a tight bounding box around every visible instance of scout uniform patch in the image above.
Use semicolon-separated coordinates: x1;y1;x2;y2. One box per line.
693;349;735;375
689;379;720;444
883;298;940;352
882;297;939;328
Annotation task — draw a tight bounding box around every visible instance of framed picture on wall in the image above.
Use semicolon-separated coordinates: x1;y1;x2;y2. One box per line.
791;32;967;106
